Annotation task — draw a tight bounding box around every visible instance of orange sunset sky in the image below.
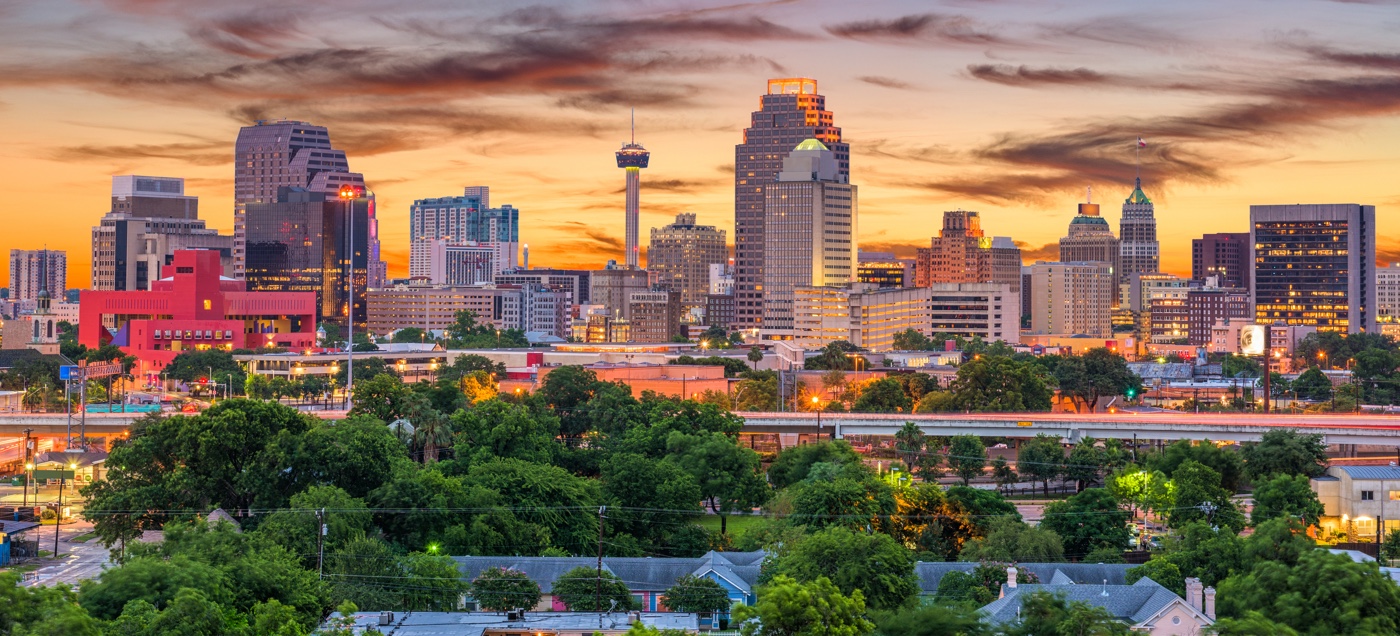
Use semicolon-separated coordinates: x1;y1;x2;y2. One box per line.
2;0;1399;288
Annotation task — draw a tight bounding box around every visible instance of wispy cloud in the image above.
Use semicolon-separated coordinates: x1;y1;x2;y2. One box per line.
826;13;1007;46
857;75;915;89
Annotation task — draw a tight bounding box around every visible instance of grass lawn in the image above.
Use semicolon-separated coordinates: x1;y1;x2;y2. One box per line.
71;532;97;543
696;514;767;538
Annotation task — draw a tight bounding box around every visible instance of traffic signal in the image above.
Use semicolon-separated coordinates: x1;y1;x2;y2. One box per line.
1126;388;1136;398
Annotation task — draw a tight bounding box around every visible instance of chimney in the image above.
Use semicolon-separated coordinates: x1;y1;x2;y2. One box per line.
1203;587;1216;620
1184;578;1203;612
1006;566;1018;590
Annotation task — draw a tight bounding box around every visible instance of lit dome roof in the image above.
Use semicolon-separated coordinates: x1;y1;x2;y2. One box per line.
794;139;829;152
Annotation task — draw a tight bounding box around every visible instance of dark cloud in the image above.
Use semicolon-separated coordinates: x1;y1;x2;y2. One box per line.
1302;46;1400;71
861;139;960;165
47;140;228;166
967;64;1115;87
1015;241;1059;262
550;221;624;253
826;13;1006;46
857;75;914;89
187;9;305;59
856;241;924;258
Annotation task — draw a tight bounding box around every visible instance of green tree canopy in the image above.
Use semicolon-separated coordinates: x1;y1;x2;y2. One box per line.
1041;488;1131;559
958;517;1065;563
1250;473;1325;527
663;574;732;614
551;566;638;612
767;441;863;489
1241;429;1328;480
945;435;987;486
1145;439;1246;492
767;526;919;611
1217;550;1400;634
1291;367;1333;401
735;575;875;636
1016;434;1065;495
946;356;1053;412
850;378;912;413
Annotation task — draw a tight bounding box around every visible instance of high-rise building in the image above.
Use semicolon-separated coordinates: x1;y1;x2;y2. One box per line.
647;213;727;311
708;263;735;296
233;120;383;284
628;290;682;342
496;269;590;306
734;78;848;330
8;249;66;302
92;176;232;291
244;187;370;327
857;260;913;288
424;240;499;287
1187;287;1251;346
1029;261;1115;337
409;188;520;277
616;117;650;268
1121;273;1191;344
1192;232;1250;289
590;262;650;321
1250;204;1376;333
705;293;736;330
792;282;1017;351
759;139;857;334
110;175;198;219
1118;178;1160;278
366;283;520;335
914;212;1021;296
1378;263;1400;330
1058;192;1120;303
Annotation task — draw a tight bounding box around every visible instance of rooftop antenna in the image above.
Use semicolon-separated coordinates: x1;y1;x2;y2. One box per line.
631;108;635;145
1086;185;1092;204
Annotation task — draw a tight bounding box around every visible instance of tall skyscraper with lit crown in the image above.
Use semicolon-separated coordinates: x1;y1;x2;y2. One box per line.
1119;177;1160;278
734;78;848;330
616;115;649;269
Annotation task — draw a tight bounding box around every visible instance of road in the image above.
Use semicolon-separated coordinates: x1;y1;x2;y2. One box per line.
21;521;115;588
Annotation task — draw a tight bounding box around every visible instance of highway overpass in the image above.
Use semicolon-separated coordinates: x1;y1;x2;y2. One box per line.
736;411;1400;445
2;409;1399;446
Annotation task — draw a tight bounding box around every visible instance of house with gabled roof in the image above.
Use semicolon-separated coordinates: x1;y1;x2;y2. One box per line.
455;551;764;614
980;568;1215;635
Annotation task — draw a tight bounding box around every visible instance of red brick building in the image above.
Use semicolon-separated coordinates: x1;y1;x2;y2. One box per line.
79;250;317;378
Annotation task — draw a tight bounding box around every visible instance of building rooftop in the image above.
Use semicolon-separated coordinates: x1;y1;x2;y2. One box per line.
915;562;1135;595
455;551;765;595
794;138;829;151
981;578;1191;626
331;611;700;636
1333;465;1400;480
1125;177;1152;205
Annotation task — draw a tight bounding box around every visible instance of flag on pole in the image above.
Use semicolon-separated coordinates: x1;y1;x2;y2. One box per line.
1137;137;1147;148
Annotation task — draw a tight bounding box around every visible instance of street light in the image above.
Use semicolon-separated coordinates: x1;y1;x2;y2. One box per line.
812;395;823;441
23;462;33;512
339;184;358;409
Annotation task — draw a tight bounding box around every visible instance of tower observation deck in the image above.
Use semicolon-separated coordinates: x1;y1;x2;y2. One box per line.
616;113;650;268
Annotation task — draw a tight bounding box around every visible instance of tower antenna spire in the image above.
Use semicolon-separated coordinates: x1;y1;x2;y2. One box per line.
1086;185;1092;204
631;108;635;145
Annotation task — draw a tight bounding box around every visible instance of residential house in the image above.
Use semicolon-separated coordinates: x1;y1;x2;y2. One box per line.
329;611;700;636
980;568;1215;635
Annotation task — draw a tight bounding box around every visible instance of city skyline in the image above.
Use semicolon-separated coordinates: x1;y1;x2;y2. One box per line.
3;1;1400;287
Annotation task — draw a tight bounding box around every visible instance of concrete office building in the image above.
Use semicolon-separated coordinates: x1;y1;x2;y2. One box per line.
928;283;1019;345
705;294;736;330
244;187;370;327
423;240;499;286
92;177;231;291
1186;287;1251;346
591;262;650;321
1378;263;1400;335
233;120;383;284
915;212;1021;297
734;78;848;330
1250;204;1376;333
408;188;520;277
366;283;521;335
8;249;66;303
708;264;734;296
793;282;1016;351
1118;178;1160;279
647;213;727;311
1029;262;1114;337
496;269;589;306
1192;232;1249;290
1058;193;1120;303
628;290;682;342
759;139;857;334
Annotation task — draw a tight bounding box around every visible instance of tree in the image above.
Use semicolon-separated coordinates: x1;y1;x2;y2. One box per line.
672;355;750;378
733;371;777;411
1125;559;1185;596
936;563;1038;606
851;378;912;413
1062;438;1107;491
163;349;247;391
1009;590;1132;636
552;566;638;612
1145;439;1246;493
445;310;529;348
144;588;240;636
460;370;498;404
946;435;986;486
734;576;874;636
1217;550;1400;634
748;347;764;364
1051;348;1141;412
958;517;1065;563
1241;429;1328;480
402;551;471;611
946;356;1053;411
1168;460;1245;532
992;456;1018;494
464;458;601;551
804;341;863;371
1017;434;1064;495
663;575;731;615
438;354;507;382
1292;367;1333;401
601;453;701;546
1041;488;1131;559
538;365;604;439
403;394;452;462
667;432;769;536
869;602;990;636
1251;473;1324;527
1212;613;1301;636
893;423;932;480
768;526;918;611
391;327;428;343
452;399;559;466
1222;355;1262;379
767;441;864;489
891;329;933;351
349;373;411;422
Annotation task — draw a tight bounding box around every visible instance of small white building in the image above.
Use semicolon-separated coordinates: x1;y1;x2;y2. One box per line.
1312;465;1400;542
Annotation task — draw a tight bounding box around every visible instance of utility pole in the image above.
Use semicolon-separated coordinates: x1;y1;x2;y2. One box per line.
595;505;605;614
21;428;32;513
317;508;327;578
1261;325;1272;415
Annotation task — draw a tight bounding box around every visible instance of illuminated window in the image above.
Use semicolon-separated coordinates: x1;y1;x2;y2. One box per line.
203;299;212;310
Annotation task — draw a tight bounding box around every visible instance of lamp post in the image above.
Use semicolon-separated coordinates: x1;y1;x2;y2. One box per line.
22;461;33;514
339;185;358;409
54;460;75;556
812;395;822;440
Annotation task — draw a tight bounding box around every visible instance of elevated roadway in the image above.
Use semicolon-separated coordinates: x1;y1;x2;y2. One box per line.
736;411;1400;445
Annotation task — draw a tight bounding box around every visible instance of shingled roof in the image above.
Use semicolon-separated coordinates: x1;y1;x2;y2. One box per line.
981;577;1205;627
914;562;1135;595
454;551;766;594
